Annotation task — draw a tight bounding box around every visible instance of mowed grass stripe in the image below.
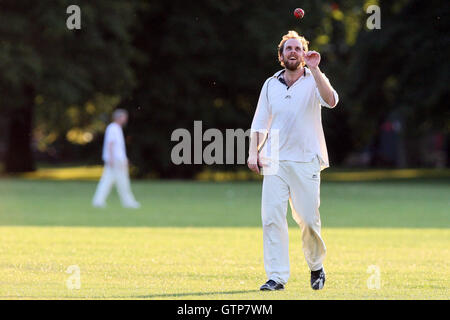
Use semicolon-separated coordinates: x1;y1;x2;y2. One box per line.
0;179;448;228
0;178;448;299
0;227;448;299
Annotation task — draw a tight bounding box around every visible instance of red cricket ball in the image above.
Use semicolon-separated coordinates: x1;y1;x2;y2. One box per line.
294;8;304;19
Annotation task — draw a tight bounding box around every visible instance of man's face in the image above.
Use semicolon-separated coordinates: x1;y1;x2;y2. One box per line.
117;114;128;126
281;38;305;71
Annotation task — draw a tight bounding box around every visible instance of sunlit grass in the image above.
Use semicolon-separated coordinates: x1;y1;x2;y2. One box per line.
0;178;448;299
323;168;450;181
15;165;450;182
0;227;448;299
21;166;103;181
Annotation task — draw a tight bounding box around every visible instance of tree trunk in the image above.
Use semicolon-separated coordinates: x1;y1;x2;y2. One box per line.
4;86;35;173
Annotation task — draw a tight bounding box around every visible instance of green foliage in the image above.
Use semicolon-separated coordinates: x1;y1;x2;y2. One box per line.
347;0;449;148
0;1;138;170
0;1;136;109
126;0;342;177
0;0;447;175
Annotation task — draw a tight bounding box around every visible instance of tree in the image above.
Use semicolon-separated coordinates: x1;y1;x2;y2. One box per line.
124;0;334;178
346;0;449;165
0;1;137;172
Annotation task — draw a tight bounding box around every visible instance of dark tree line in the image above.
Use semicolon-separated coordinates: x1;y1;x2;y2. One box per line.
0;1;136;172
0;0;448;177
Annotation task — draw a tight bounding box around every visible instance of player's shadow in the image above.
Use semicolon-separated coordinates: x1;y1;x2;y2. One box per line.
0;290;262;299
131;289;261;299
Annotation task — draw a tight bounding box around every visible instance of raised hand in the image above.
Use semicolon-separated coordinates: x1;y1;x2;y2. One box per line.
304;50;321;69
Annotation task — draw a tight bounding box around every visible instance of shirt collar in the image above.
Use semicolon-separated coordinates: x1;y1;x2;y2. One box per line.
274;67;310;87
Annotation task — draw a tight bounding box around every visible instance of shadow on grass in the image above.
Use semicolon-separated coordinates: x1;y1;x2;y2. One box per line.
130;289;261;299
0;290;263;300
0;177;449;228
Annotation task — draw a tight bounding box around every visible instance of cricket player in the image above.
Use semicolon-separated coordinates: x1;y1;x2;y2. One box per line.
92;109;140;209
248;31;339;291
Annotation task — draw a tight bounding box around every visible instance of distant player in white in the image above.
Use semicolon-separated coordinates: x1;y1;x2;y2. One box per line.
92;109;140;209
248;31;339;291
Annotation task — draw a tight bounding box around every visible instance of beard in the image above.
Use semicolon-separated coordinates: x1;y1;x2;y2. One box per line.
283;57;302;71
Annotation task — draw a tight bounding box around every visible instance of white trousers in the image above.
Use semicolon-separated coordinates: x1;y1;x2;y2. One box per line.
92;162;138;207
261;157;326;284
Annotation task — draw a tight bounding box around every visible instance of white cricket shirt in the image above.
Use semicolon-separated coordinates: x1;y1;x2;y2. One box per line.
250;68;339;170
102;122;127;163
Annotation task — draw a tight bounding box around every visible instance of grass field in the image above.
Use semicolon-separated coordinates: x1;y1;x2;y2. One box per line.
0;175;448;299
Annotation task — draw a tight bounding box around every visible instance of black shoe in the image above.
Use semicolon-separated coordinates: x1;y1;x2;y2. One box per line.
260;280;284;291
310;268;326;290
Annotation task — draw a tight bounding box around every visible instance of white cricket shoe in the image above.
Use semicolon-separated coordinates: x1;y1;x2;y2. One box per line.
92;202;106;208
123;201;141;209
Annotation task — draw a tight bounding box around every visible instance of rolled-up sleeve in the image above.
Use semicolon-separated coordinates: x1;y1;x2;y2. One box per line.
315;73;339;109
251;79;272;133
